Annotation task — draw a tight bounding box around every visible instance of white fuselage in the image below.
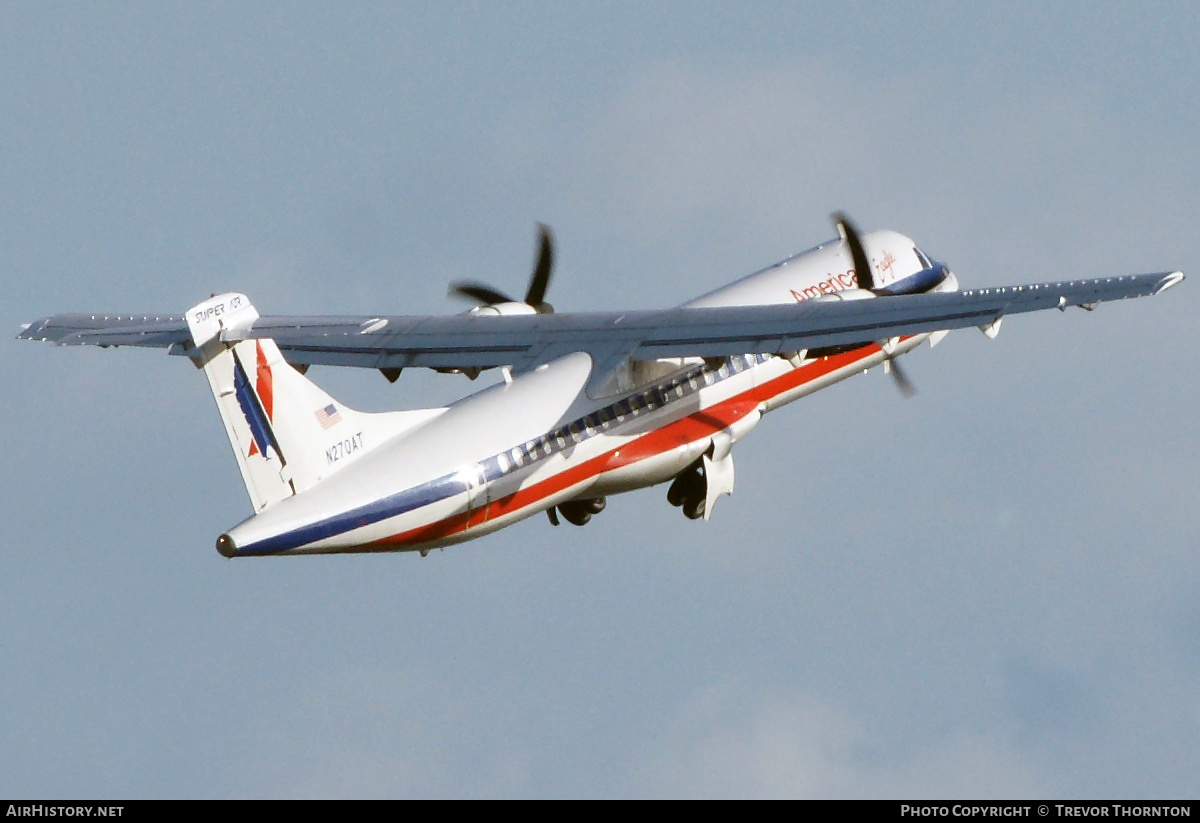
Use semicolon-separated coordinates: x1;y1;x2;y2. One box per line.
222;230;957;556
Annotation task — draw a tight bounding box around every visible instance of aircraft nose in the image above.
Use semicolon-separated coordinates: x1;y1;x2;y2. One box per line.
935;261;959;291
215;533;238;557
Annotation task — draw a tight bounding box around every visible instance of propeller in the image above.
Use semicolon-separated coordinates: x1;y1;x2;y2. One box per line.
884;357;918;398
833;211;875;291
450;223;556;314
833;211;917;397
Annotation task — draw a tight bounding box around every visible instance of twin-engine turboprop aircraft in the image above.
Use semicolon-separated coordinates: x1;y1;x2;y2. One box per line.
19;215;1184;557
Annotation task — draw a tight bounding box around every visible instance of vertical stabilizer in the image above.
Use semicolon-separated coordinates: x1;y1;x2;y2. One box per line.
185;293;445;513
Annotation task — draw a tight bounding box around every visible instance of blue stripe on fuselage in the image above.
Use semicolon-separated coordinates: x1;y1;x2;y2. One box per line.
235;472;472;555
875;264;948;296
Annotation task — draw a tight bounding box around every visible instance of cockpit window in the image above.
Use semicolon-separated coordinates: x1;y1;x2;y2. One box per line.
913;247;932;269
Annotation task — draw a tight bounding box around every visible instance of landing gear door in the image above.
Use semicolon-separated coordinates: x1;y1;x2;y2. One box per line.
702;451;735;521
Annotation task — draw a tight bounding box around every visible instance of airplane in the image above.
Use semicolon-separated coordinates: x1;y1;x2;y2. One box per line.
18;214;1184;558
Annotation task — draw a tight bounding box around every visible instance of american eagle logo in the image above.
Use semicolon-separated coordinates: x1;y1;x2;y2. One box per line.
232;341;280;461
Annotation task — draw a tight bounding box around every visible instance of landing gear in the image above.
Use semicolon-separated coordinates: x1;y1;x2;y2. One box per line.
667;459;706;520
667;462;702;506
547;497;606;527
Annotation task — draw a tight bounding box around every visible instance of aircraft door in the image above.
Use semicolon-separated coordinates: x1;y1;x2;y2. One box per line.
463;462;491;528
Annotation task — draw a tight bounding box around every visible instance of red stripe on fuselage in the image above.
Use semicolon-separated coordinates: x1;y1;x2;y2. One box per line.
364;341;890;551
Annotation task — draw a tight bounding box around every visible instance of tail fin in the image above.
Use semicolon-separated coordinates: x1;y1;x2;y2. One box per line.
186;293;443;512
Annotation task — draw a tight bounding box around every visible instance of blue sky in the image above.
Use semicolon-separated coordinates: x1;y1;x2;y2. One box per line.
2;2;1198;797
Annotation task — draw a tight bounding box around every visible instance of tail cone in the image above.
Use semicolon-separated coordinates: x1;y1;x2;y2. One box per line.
216;533;238;558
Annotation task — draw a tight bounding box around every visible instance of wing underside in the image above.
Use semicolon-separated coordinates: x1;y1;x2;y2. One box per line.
18;272;1184;372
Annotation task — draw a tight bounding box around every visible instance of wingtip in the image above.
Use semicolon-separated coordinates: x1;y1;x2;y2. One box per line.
1154;271;1185;294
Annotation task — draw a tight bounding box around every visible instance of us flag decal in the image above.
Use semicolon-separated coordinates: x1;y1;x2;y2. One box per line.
315;403;342;429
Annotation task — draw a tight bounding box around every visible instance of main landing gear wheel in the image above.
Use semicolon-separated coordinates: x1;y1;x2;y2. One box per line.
682;495;706;520
667;459;706;520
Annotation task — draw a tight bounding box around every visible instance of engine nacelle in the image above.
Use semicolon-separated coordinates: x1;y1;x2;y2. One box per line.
469;301;538;317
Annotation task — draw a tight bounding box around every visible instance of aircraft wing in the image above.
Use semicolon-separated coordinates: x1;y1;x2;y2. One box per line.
18;272;1184;372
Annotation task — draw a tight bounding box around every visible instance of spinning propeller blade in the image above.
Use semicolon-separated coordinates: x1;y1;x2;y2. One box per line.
524;223;554;313
451;282;514;305
833;211;874;291
887;358;918;397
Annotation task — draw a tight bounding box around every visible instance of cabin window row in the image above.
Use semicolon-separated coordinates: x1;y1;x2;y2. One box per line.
486;353;771;477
